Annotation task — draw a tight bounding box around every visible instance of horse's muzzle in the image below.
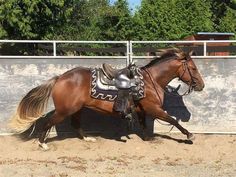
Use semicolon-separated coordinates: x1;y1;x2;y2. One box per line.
194;82;205;91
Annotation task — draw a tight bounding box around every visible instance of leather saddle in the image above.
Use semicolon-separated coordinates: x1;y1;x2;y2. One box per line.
101;63;119;80
90;64;145;101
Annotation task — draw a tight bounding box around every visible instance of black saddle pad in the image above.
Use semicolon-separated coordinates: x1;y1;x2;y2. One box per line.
90;67;145;102
90;69;118;101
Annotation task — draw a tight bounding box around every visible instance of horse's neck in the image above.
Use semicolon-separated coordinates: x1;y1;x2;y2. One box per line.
147;64;178;89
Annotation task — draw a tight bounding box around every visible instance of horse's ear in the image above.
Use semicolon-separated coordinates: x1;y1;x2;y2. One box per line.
189;50;196;56
174;84;181;92
175;50;185;60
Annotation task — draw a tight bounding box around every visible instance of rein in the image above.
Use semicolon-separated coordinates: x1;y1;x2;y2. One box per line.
142;60;196;130
143;67;163;105
143;67;173;128
166;60;196;97
143;60;195;99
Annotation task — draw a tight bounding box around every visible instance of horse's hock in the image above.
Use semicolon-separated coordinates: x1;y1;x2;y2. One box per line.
0;57;236;134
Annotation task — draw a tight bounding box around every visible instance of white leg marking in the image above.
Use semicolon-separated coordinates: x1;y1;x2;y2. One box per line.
38;141;50;151
83;137;96;142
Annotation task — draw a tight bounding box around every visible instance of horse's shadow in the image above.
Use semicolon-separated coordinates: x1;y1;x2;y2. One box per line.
21;108;135;142
151;133;193;144
21;85;192;144
163;85;191;122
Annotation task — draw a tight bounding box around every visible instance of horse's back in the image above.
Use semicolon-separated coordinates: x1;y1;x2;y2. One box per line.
60;66;91;78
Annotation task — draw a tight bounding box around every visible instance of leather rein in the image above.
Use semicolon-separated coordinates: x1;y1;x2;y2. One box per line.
143;59;196;99
177;60;197;96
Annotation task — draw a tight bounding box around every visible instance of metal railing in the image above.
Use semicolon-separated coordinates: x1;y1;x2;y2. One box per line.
130;40;236;61
1;40;236;64
0;40;130;64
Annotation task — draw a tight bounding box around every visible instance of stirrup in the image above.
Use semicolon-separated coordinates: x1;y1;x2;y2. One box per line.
125;113;133;120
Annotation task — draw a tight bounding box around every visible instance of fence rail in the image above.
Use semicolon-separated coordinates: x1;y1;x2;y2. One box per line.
1;40;236;63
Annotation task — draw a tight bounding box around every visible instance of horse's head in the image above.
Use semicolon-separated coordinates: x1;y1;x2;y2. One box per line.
142;48;204;92
175;50;205;91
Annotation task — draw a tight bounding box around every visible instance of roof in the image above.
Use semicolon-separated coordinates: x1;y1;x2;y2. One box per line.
197;32;235;36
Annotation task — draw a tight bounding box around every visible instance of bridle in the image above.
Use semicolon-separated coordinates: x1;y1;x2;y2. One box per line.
144;58;197;98
177;59;197;96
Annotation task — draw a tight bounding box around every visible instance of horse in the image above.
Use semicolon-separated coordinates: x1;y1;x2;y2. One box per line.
9;48;204;150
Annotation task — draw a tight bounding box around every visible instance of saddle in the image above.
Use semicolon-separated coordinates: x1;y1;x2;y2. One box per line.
101;63;118;80
90;64;145;102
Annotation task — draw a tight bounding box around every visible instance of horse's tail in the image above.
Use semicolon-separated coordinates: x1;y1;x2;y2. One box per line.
9;76;59;133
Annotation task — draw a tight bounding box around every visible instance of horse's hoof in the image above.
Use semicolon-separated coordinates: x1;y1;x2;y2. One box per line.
83;137;96;142
187;133;195;140
142;136;155;141
38;141;50;151
142;136;150;141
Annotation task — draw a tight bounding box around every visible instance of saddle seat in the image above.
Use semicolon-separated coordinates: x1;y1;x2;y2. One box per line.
102;63;119;80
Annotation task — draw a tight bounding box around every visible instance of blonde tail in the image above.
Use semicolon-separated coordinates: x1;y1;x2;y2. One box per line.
9;76;59;133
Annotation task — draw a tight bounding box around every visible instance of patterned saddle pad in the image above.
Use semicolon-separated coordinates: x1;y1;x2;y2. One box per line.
90;67;145;102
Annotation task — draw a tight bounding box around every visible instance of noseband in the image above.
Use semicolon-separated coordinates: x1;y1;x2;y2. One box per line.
178;60;197;95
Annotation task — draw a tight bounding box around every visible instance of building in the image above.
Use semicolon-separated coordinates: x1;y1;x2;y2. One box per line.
183;32;235;56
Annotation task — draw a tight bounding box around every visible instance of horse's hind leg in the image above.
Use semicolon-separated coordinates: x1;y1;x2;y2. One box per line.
71;112;85;139
38;111;69;150
71;112;96;142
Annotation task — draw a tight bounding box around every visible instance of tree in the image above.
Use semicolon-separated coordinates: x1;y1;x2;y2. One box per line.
175;0;214;38
133;0;214;40
53;0;113;40
217;7;236;35
95;0;134;40
210;0;236;37
0;0;74;39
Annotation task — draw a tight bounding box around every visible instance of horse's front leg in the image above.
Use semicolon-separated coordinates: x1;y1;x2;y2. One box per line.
137;110;150;141
136;103;153;140
151;107;193;140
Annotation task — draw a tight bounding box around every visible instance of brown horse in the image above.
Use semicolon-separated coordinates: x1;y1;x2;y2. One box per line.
10;48;204;150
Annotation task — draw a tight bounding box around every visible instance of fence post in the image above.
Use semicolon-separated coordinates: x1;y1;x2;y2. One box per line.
53;41;57;57
128;41;133;65
203;41;207;57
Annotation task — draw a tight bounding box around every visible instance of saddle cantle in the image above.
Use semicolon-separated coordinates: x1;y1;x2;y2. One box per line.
90;64;145;102
101;63;118;80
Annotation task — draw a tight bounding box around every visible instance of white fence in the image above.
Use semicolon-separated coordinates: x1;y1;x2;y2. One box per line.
130;40;236;59
1;40;236;62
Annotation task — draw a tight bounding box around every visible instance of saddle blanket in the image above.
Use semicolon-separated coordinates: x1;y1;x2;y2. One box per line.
90;68;145;102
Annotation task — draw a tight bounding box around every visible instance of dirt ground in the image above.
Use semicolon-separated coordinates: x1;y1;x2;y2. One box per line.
0;133;235;177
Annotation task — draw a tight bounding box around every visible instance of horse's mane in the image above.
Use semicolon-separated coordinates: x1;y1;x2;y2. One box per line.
142;48;187;68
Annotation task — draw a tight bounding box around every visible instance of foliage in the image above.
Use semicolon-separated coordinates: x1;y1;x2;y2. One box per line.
210;0;236;38
0;0;235;40
133;0;214;40
0;0;74;39
95;0;134;40
218;7;236;35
